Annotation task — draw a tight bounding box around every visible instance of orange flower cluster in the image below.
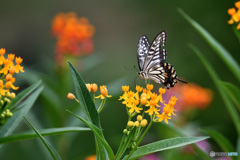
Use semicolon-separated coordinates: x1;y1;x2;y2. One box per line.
228;1;240;29
169;83;213;111
51;12;95;65
119;84;178;124
0;48;24;125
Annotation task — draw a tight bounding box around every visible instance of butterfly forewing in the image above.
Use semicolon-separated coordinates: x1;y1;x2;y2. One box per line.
137;35;150;70
142;31;167;71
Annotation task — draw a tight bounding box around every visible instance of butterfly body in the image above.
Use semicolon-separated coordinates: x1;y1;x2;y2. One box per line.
137;31;186;89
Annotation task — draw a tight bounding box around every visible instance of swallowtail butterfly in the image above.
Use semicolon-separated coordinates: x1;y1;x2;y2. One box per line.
137;31;187;89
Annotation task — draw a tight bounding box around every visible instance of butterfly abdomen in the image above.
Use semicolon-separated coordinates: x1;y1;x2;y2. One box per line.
162;63;178;88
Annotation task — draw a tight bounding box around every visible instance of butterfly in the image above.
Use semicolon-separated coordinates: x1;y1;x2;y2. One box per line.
137;31;187;89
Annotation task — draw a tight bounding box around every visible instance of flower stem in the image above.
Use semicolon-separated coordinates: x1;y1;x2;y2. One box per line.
97;98;106;113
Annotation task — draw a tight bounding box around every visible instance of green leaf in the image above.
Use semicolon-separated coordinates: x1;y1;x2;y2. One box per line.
0;81;43;137
0;127;90;144
200;129;235;153
67;110;115;160
68;61;101;128
178;8;240;82
189;44;240;137
220;81;240;112
127;137;209;160
159;123;212;160
24;117;62;160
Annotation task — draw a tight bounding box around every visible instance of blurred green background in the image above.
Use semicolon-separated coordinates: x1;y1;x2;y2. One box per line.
0;0;239;159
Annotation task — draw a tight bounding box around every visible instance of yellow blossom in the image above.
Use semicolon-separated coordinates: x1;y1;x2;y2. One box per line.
95;85;112;99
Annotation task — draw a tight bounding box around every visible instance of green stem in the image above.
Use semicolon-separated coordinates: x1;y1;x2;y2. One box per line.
97;98;106;113
92;92;95;103
125;116;153;160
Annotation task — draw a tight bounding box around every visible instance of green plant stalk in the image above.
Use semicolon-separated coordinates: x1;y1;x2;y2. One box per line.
125;116;153;160
97;98;106;113
115;128;136;160
190;44;240;137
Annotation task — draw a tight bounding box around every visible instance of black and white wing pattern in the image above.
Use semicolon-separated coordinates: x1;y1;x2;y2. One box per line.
137;35;150;71
142;31;167;71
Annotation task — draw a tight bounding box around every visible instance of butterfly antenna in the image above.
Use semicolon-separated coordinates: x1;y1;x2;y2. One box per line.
176;78;188;84
133;65;139;71
124;66;136;71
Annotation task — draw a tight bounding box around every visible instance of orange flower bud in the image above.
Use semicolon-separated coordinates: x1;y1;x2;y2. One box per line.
228;8;236;15
6;74;12;81
140;96;147;105
5;81;12;89
9;68;15;75
90;83;98;93
100;85;108;97
67;93;75;99
86;83;91;92
235;1;240;9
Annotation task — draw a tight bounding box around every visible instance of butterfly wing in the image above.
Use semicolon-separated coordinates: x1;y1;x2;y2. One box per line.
137;35;150;71
142;31;167;71
147;64;166;84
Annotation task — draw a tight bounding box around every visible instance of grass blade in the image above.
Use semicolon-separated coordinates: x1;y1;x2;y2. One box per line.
0;127;90;144
220;81;240;112
67;110;115;160
178;8;240;82
0;81;43;137
24;117;62;160
189;44;240;137
200;129;235;153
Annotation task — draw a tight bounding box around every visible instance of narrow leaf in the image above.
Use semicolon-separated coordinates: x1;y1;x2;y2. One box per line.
0;127;90;144
200;129;235;153
128;137;209;160
220;81;240;112
67;110;115;160
24;117;62;160
189;44;240;136
178;8;240;82
68;62;101;128
159;123;212;160
0;82;43;137
233;26;240;44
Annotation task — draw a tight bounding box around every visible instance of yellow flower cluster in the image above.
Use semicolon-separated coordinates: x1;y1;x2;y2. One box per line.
119;84;177;124
228;1;240;29
0;48;24;125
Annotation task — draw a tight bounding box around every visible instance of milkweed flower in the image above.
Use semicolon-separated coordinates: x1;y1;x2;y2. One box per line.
0;48;24;126
227;1;240;29
95;85;112;99
119;84;177;124
51;12;95;65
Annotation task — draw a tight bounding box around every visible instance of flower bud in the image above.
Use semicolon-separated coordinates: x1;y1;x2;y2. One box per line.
10;92;16;99
127;121;134;127
123;129;128;134
134;121;139;127
86;83;91;92
90;83;98;93
137;115;143;122
140;119;148;127
67;93;75;99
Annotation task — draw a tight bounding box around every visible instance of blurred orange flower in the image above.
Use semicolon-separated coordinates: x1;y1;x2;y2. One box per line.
51;12;95;65
85;155;96;160
227;1;240;29
168;83;213;111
